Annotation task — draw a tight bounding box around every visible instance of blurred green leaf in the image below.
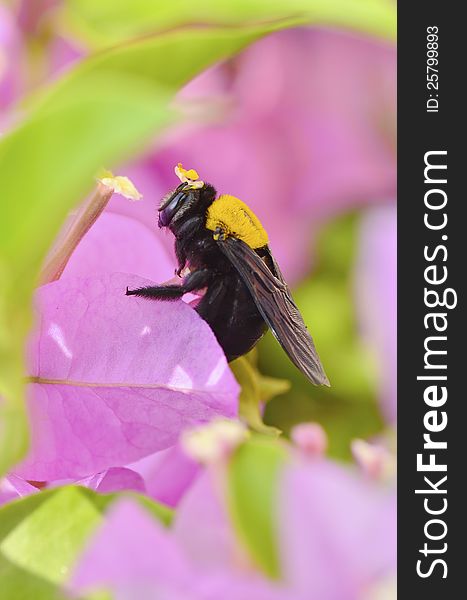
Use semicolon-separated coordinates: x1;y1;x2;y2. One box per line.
227;436;288;578
231;354;289;435
61;0;396;47
257;374;292;404
1;487;101;584
260;213;384;459
0;485;172;595
0;554;66;600
83;590;112;600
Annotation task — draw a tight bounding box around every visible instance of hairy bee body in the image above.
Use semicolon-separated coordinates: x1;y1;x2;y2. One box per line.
127;171;329;386
161;183;268;360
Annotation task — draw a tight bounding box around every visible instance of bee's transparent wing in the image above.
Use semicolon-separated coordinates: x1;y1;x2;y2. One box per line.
216;237;329;386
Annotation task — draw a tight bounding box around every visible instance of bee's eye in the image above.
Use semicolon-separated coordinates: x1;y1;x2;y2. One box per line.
159;188;187;212
158;189;191;227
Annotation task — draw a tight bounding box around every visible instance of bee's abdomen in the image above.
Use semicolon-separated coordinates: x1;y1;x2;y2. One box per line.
195;273;267;361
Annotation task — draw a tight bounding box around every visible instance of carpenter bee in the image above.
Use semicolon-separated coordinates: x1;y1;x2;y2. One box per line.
126;164;329;386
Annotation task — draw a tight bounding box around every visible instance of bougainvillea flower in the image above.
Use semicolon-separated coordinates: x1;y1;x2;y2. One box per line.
0;474;38;506
69;435;395;600
14;272;239;480
0;5;21;111
351;438;396;483
16;0;61;36
71;499;289;600
106;160;181;262
355;205;397;422
172;470;240;571
290;422;328;457
77;467;146;495
277;459;396;599
128;444;201;508
4;452;199;508
60;212;173;283
172;456;395;600
2;461;193;508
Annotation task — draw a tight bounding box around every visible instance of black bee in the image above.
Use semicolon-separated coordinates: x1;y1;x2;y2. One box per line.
126;165;329;386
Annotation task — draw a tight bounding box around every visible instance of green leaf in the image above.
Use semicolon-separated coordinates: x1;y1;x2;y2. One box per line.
62;0;396;48
127;493;173;527
0;485;173;596
227;436;288;578
0;508;63;600
0;489;57;543
1;487;102;584
231;355;288;435
0;554;66;600
260;213;384;459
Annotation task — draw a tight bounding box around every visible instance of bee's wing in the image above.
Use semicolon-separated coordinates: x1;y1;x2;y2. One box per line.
216;237;330;386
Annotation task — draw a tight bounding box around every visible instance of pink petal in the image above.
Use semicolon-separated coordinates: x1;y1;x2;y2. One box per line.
71;499;288;600
0;474;38;506
16;0;60;35
106;160;176;261
70;499;191;597
355;205;397;423
278;459;396;600
61;212;173;284
129;444;200;508
77;467;146;495
0;5;22;110
15;273;238;480
173;471;239;570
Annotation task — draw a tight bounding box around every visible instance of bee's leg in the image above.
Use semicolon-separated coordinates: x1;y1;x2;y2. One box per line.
213;226;226;241
174;241;187;277
126;284;184;300
126;269;212;301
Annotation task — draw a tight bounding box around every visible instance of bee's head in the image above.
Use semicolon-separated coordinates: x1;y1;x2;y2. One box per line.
158;164;215;229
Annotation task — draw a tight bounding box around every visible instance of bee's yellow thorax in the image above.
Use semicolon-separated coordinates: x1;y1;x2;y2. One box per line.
205;195;268;249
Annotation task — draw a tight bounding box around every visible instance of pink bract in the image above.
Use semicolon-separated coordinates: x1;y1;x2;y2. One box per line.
14;273;239;480
70;499;289;600
0;474;38;506
278;459;396;599
61;212;174;284
355;205;397;423
128;444;201;508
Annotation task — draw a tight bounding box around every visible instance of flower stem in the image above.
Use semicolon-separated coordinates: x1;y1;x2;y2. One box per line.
39;183;113;285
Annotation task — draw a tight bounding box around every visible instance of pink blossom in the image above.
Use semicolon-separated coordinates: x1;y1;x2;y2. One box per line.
355;205;397;422
0;474;38;506
60;212;173;283
278;459;396;599
177;456;395;599
128;444;201;508
290;422;328;457
69;441;395;600
14;272;239;480
4;456;197;509
172;471;240;571
77;467;146;495
0;5;21;110
16;0;61;36
70;499;289;600
1;1;83;128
